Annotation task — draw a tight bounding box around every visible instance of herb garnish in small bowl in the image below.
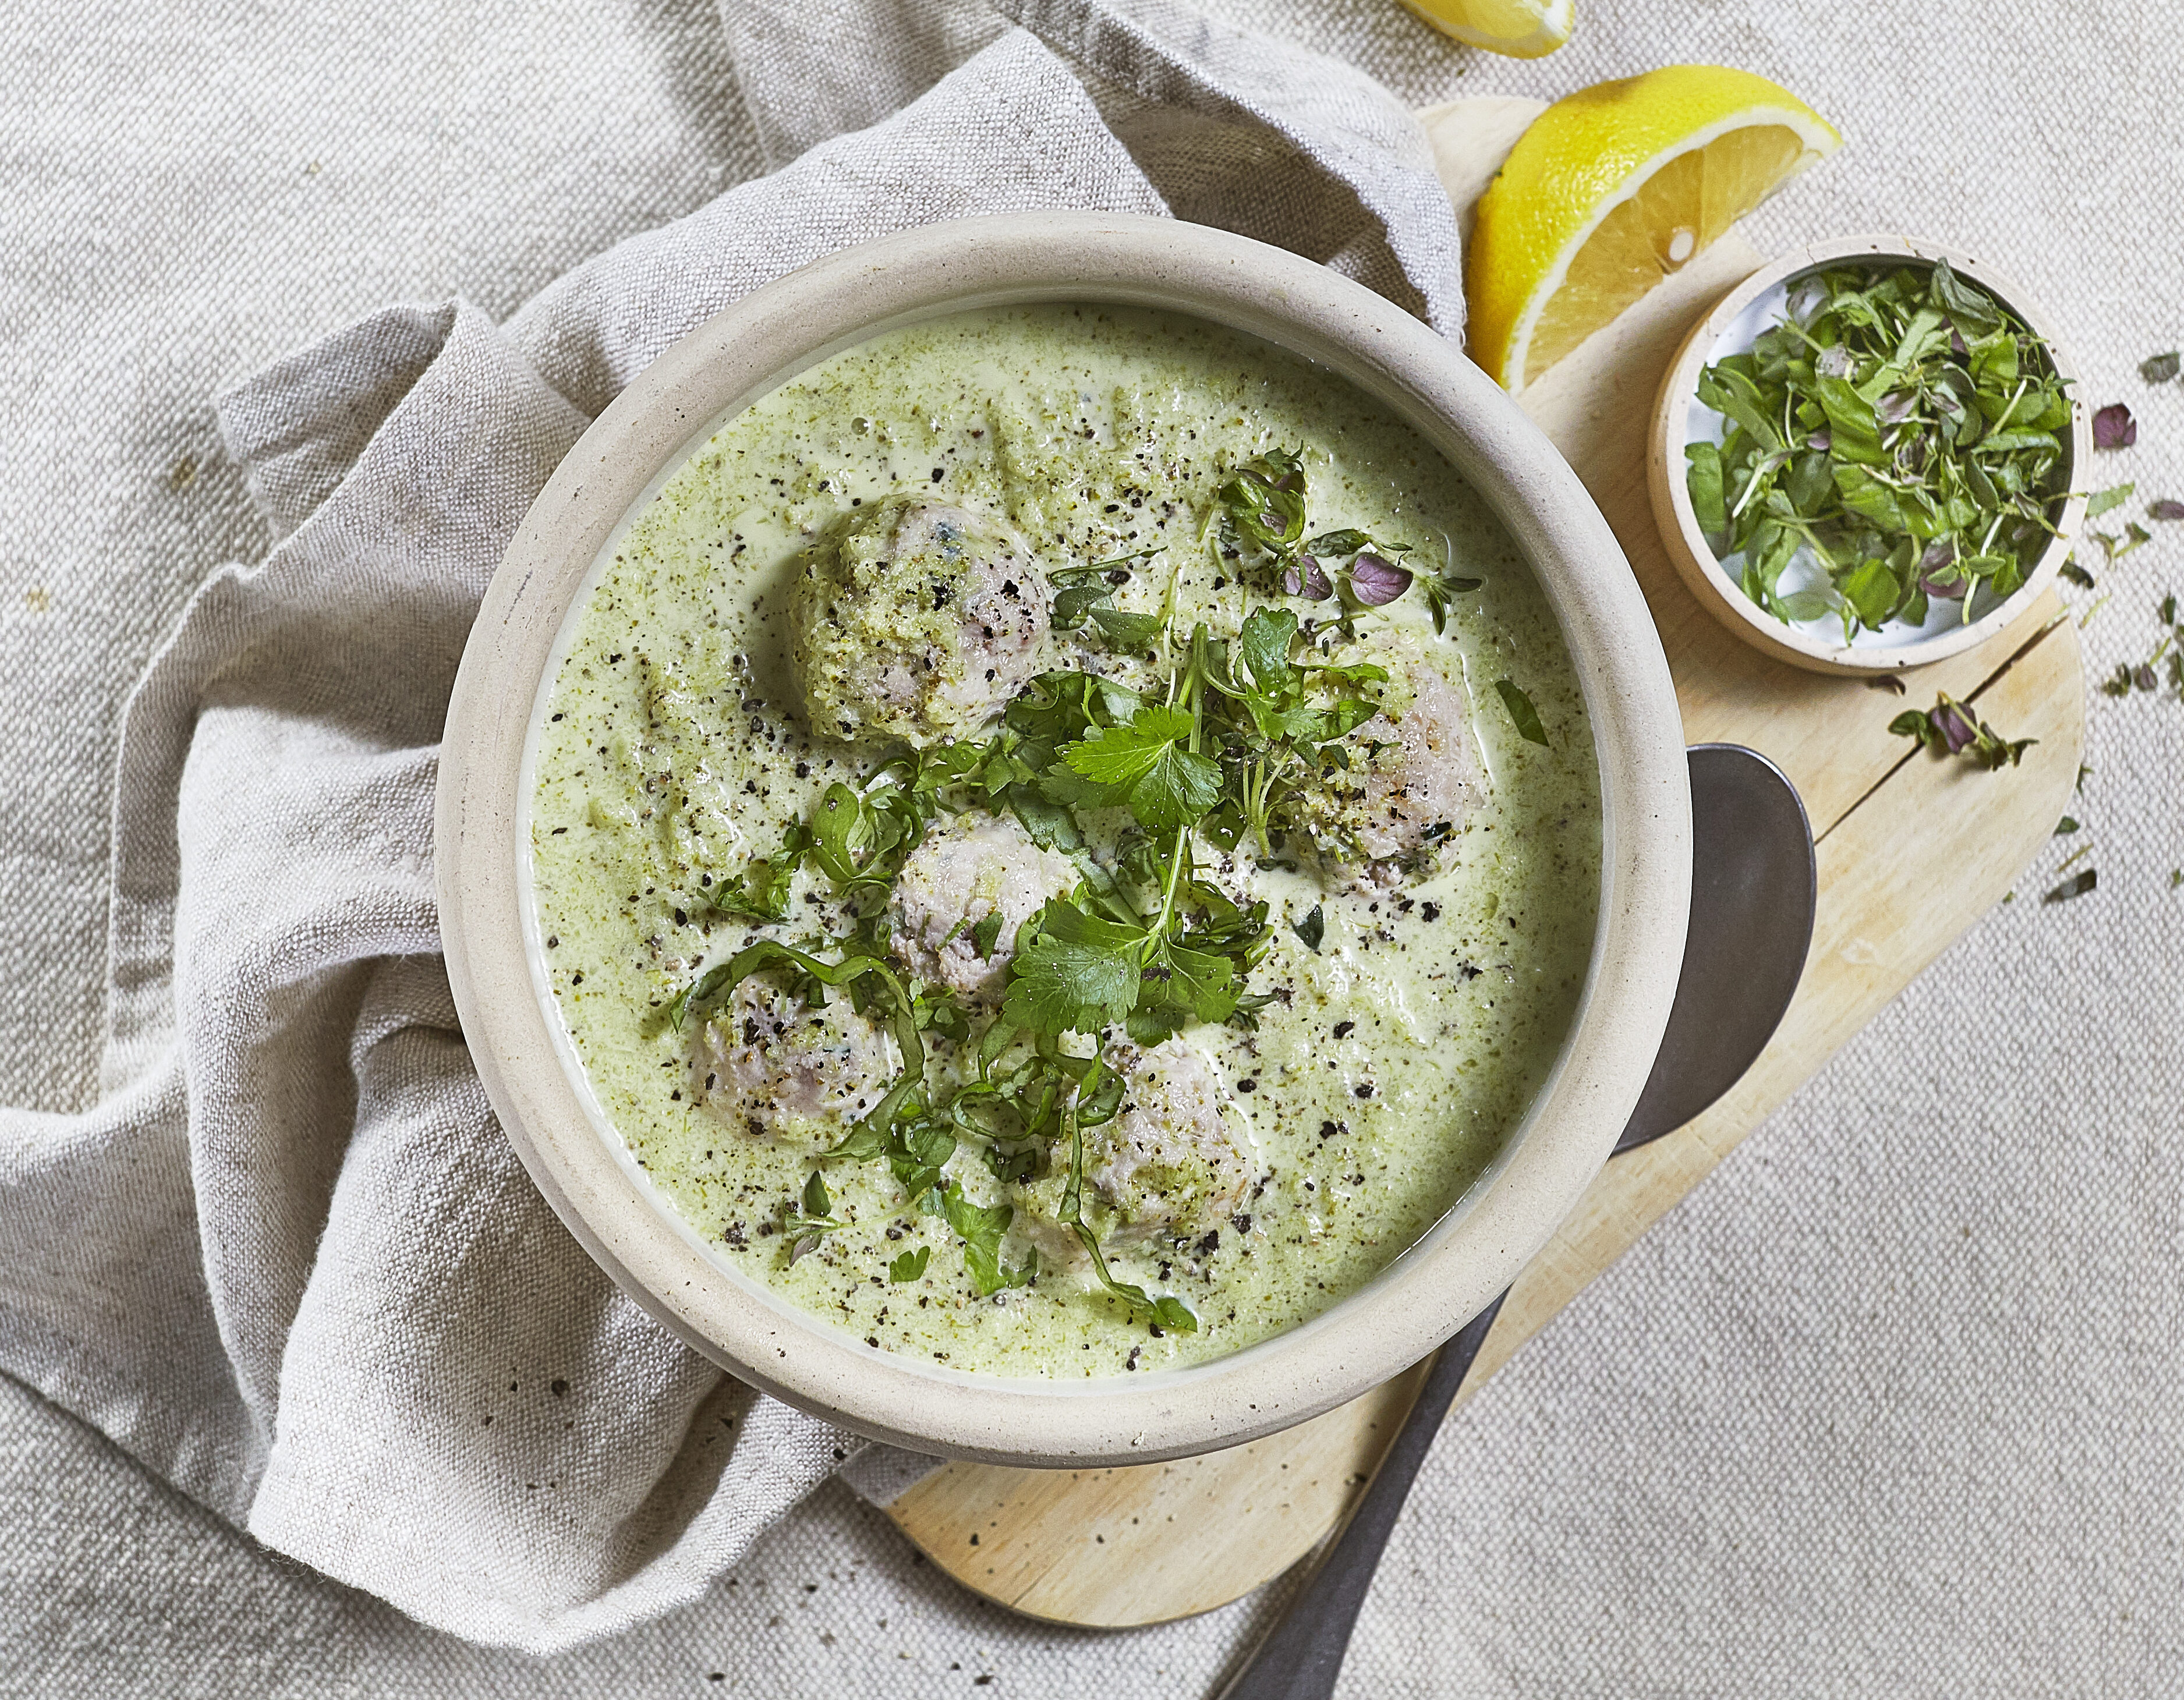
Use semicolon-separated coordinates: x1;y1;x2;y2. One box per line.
1648;236;2089;674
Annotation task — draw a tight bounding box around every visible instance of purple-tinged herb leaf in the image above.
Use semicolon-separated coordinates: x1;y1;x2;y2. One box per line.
1932;699;1980;753
1806;428;1832;452
2093;403;2137;449
2150;498;2184;521
1923;572;1967;600
1877;391;1919;425
1892;690;2036;771
2135;664;2159;692
1347;552;1413;607
2141;350;2182;384
1283;555;1333;601
2042;869;2097;904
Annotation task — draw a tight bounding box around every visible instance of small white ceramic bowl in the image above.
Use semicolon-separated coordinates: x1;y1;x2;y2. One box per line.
1648;233;2089;675
436;213;1691;1467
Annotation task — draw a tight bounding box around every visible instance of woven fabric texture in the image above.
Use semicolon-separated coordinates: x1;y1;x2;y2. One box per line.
1;0;2176;1693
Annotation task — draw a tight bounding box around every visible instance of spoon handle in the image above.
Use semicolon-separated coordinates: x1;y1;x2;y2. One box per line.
1212;1291;1507;1700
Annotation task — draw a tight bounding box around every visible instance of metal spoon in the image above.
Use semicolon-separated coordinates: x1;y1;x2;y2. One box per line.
1215;743;1816;1700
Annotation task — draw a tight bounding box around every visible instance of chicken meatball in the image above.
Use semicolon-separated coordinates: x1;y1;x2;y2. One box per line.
694;976;900;1152
1017;1038;1260;1257
1291;639;1481;877
789;496;1049;747
887;812;1079;1003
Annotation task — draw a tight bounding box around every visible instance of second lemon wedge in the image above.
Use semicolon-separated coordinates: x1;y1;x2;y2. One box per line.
1401;0;1573;59
1467;66;1840;392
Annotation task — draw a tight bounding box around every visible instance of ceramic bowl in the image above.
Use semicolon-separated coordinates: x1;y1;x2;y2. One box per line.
1647;233;2088;674
436;212;1690;1466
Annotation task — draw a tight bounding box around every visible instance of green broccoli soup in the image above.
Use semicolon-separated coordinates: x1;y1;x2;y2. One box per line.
528;303;1601;1377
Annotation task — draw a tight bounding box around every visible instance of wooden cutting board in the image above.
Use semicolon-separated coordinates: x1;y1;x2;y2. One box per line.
875;101;2088;1628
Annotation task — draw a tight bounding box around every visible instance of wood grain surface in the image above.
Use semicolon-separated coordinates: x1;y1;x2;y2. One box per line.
879;102;2087;1629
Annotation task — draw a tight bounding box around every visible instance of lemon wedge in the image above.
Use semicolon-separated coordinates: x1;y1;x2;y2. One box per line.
1400;0;1573;59
1467;65;1840;392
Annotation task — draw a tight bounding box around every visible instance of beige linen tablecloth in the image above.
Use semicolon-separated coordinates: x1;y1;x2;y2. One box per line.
2;0;2177;1693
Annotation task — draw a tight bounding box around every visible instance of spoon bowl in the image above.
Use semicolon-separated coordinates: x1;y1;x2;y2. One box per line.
1217;742;1815;1700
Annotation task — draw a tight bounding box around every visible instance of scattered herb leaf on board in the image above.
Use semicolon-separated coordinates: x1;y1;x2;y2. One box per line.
1686;260;2073;639
1889;690;2036;770
2093;403;2137;449
2141;350;2181;384
2043;869;2098;903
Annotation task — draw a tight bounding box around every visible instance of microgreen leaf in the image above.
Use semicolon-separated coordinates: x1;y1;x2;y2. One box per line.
2086;483;2135;520
968;909;1005;961
1087;605;1166;649
1494;678;1550;747
809;783;870;883
1237;606;1298;695
2043;868;2097;903
1217;449;1308;556
1685;441;1728;539
887;1245;930;1284
783;1169;841;1265
1930;260;2002;333
1291;904;1325;952
2140;351;2181;384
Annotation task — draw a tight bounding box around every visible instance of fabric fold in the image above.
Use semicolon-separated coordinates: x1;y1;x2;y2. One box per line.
0;0;1471;1652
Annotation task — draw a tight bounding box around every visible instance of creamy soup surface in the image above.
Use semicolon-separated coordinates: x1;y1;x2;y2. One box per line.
530;304;1601;1377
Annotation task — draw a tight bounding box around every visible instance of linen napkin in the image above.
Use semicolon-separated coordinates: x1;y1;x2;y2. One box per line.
0;0;1462;1653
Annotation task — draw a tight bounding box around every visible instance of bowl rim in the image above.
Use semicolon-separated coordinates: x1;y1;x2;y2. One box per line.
436;211;1691;1465
1645;232;2090;675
